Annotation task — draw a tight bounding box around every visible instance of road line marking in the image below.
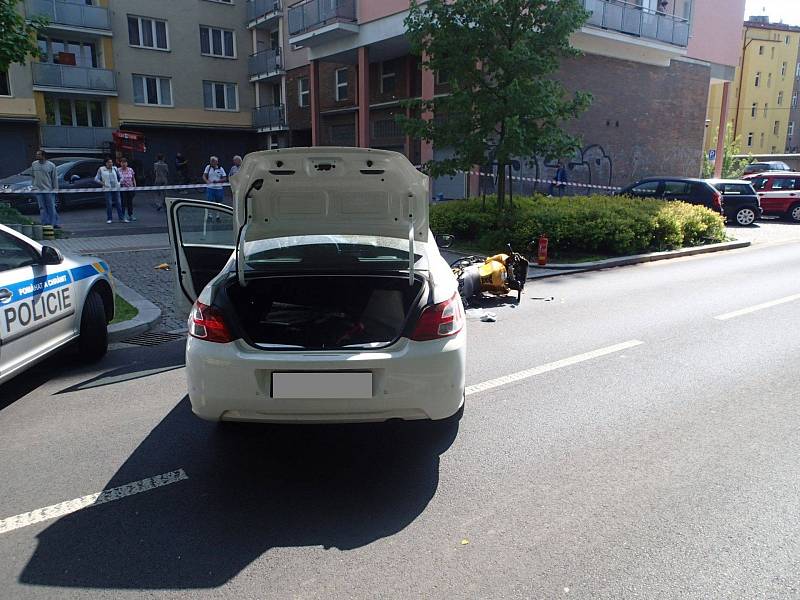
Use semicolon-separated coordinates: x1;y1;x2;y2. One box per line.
714;293;800;321
0;469;188;535
465;340;644;396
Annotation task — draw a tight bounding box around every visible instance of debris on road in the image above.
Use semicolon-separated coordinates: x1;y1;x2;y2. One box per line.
155;263;170;270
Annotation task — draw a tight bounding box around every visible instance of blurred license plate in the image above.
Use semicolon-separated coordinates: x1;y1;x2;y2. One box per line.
271;372;373;399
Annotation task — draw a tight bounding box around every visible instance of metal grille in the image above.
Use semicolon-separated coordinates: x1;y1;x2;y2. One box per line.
123;331;185;346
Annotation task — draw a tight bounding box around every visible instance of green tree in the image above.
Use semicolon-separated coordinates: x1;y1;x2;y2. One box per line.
0;0;47;72
702;123;751;179
400;0;592;209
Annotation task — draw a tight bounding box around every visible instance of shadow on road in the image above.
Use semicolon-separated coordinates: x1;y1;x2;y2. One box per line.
19;396;457;590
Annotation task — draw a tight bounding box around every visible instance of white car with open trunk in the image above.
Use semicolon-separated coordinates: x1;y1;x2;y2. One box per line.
166;147;466;424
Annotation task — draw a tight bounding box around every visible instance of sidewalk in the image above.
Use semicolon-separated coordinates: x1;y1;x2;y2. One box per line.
50;232;170;255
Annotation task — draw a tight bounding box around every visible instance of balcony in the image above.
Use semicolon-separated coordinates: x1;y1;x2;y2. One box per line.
26;0;111;33
249;48;284;81
247;0;282;28
253;104;287;131
288;0;358;47
582;0;690;47
40;125;113;150
32;62;117;95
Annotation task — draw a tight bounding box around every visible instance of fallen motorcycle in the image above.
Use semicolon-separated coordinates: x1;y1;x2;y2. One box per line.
450;245;530;303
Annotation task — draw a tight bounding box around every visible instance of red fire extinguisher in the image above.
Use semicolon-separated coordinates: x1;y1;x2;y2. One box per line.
537;234;549;266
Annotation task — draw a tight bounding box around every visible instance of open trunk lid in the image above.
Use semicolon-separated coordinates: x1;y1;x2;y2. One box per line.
232;148;430;286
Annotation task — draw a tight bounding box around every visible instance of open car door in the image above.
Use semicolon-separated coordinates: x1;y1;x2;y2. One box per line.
166;198;234;315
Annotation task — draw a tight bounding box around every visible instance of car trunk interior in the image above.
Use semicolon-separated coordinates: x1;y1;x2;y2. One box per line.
224;275;425;350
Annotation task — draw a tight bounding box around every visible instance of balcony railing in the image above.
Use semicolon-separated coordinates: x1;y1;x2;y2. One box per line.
26;0;111;31
248;48;283;79
583;0;690;47
288;0;356;36
248;0;282;23
32;62;116;93
40;125;113;149
253;104;287;130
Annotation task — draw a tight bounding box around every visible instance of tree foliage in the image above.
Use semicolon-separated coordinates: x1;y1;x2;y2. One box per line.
400;0;592;208
701;123;751;179
0;0;47;72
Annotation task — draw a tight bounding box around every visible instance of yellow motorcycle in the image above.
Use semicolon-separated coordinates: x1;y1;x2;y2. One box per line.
450;245;530;303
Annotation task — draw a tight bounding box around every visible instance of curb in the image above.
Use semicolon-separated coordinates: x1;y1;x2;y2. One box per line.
108;279;161;343
530;240;751;278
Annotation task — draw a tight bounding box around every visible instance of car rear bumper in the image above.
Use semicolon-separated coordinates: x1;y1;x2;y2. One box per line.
185;332;467;423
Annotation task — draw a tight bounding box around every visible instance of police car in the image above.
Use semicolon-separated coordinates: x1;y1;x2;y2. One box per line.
0;224;114;385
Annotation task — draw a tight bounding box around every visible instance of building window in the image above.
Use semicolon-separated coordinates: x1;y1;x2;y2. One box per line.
754;71;760;87
774;121;780;135
380;60;397;94
127;16;169;50
751;103;757;118
747;132;753;147
789;121;795;137
271;83;281;106
200;26;235;58
43;97;105;127
37;37;97;67
793;91;798;108
760;132;765;147
758;45;764;55
796;62;800;78
778;91;784;105
781;62;787;77
298;77;309;107
132;74;172;106
764;103;768;118
203;80;238;110
771;46;775;59
335;68;348;101
767;73;772;87
786;35;791;45
0;71;9;96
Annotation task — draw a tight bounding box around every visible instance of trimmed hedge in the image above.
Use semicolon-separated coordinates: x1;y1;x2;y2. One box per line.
0;203;34;226
430;195;727;257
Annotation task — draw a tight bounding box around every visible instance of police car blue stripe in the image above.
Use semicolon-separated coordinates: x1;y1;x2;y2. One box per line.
70;264;100;282
2;270;73;305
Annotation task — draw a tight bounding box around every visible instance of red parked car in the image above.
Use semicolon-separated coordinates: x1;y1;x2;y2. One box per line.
743;172;800;222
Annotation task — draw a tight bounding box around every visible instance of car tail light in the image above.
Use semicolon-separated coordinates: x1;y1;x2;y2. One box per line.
712;191;723;212
188;301;234;343
410;292;465;341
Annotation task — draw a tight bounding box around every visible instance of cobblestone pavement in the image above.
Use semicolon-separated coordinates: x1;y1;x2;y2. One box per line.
727;217;800;245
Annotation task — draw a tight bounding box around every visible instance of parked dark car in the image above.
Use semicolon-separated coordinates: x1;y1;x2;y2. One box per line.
0;157;105;214
742;160;792;175
618;177;762;226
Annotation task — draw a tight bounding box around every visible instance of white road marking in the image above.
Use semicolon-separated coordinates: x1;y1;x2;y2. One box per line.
0;469;188;535
714;292;800;321
465;339;644;396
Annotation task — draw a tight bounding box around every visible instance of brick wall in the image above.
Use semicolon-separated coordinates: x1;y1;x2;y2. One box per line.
555;54;711;188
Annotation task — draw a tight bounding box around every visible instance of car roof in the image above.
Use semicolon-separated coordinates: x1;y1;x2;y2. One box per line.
745;171;800;177
706;179;754;185
633;177;707;183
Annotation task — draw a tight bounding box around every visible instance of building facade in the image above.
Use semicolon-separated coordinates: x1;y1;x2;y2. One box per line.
1;0;746;190
787;53;800;152
707;18;800;157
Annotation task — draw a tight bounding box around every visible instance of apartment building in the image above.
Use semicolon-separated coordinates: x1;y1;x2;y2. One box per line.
0;0;256;179
274;0;743;195
787;54;800;152
707;18;800;156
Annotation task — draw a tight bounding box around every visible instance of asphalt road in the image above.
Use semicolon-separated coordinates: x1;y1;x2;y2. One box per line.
1;240;799;599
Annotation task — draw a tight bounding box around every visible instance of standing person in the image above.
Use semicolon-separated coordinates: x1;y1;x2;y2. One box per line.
118;157;137;221
202;156;227;203
95;157;126;223
549;161;568;197
30;149;60;229
152;154;170;211
175;152;189;186
229;155;242;178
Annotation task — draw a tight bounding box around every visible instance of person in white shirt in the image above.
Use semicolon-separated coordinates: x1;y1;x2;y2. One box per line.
229;155;242;178
202;156;227;203
95;157;126;223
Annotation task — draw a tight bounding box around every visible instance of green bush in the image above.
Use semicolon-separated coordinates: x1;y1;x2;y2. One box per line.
430;195;727;257
0;203;34;226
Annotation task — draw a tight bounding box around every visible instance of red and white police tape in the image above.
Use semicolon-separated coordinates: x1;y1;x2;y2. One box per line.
0;183;231;195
